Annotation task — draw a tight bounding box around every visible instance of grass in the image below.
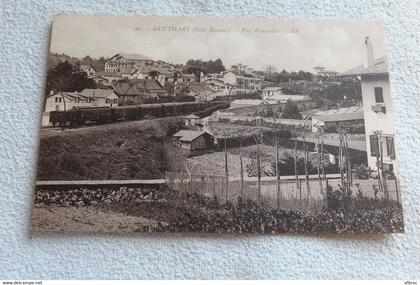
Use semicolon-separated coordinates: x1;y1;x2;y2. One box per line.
37;118;185;180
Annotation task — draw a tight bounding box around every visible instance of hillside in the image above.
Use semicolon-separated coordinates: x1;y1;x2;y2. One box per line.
36;118;184;180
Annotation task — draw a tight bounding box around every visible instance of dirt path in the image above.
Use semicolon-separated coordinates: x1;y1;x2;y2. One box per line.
31;206;160;233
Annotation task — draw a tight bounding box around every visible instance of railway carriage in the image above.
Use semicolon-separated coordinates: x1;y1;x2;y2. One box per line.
49;101;228;127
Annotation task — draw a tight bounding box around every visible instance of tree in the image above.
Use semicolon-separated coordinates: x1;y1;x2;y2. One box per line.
280;100;302;119
183;58;226;75
45;61;96;97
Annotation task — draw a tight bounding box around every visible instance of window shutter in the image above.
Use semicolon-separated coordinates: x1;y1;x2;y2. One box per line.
386;137;395;159
370;135;379;157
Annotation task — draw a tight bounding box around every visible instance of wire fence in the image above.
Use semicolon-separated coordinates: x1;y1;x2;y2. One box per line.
165;172;402;212
165;172;327;212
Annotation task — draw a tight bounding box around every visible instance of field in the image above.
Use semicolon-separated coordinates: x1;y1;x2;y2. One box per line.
187;144;317;177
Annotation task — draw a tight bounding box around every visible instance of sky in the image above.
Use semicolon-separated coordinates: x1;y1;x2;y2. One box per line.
50;15;388;73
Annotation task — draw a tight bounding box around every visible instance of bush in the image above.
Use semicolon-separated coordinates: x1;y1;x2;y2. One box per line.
354;164;374;179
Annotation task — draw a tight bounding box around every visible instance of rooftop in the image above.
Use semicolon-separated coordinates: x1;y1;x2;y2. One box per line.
113;79;165;96
59;92;88;101
173;130;207;142
339;57;388;77
312;106;364;122
95;71;121;77
79;89;117;99
263;94;312;103
183;114;200;119
109;53;153;62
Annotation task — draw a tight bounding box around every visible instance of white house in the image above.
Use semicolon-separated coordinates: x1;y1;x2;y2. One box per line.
222;71;262;94
339;37;398;176
42;91;92;127
92;72;122;87
183;114;201;127
105;53;154;73
201;78;232;96
80;65;96;77
44;92;91;112
130;68;168;86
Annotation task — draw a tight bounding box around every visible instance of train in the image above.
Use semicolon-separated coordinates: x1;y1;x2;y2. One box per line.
49;101;229;127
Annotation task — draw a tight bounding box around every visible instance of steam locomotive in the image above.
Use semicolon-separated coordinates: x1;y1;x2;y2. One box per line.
49;101;228;127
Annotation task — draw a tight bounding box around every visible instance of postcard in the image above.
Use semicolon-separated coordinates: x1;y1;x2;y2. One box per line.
32;15;403;234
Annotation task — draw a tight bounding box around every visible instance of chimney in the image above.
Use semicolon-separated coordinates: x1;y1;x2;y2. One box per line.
365;36;375;67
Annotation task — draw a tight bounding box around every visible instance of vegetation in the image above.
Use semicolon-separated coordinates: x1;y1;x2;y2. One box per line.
183;58;226;79
266;69;313;83
45;61;96;97
308;79;362;107
37;118;184;180
34;185;404;234
47;52;108;72
280;100;302;119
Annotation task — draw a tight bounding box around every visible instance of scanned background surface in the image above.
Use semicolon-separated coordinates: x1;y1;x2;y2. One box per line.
0;0;419;279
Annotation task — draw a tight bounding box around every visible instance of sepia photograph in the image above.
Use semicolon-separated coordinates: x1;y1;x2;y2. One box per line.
31;15;404;234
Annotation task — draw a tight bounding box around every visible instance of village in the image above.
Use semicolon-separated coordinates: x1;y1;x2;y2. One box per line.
32;15;404;234
42;37;398;190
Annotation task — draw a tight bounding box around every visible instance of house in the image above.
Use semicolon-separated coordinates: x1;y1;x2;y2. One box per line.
42;91;93;127
262;86;312;104
105;53;154;73
172;130;213;151
175;82;218;101
313;66;338;81
201;78;233;96
179;73;196;83
79;65;96;77
230;63;255;75
130;67;169;86
113;79;166;105
222;71;263;94
92;72;122;87
183;114;201;127
44;91;91;112
262;86;284;99
311;106;365;133
338;37;397;175
78;89;119;107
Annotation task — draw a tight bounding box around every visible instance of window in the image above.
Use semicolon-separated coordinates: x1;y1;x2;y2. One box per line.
386;136;395;159
55;97;58;103
58;97;62;103
374;87;384;103
370;135;379;157
106;98;110;104
114;99;118;104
